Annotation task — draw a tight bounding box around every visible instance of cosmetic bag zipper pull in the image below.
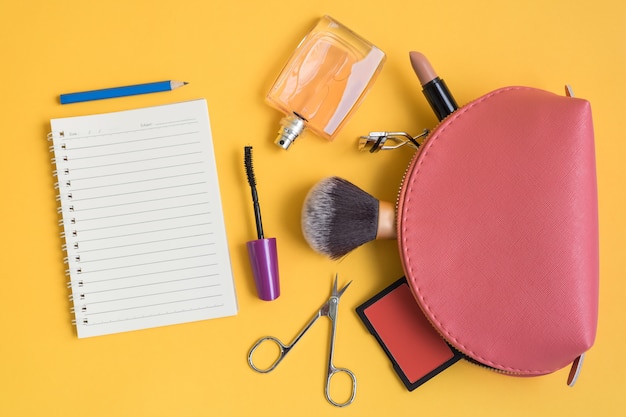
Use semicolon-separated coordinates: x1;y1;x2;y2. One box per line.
566;353;585;387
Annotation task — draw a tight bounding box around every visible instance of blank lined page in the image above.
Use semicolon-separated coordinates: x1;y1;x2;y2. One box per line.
50;99;238;338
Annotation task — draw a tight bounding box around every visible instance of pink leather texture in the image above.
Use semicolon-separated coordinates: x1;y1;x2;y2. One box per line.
397;87;599;375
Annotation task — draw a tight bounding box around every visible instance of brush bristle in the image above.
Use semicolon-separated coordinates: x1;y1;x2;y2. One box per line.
244;146;256;187
301;176;379;259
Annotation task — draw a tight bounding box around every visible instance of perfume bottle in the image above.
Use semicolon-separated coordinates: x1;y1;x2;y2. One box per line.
267;15;386;150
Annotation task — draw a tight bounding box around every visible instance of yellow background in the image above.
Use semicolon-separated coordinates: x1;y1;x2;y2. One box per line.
2;0;624;416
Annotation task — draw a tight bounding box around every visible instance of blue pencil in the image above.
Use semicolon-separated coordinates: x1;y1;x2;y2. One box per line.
60;80;188;104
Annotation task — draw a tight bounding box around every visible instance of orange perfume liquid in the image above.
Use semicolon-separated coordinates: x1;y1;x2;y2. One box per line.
267;16;386;150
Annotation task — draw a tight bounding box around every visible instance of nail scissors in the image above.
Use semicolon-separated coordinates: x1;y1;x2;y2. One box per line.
247;274;356;407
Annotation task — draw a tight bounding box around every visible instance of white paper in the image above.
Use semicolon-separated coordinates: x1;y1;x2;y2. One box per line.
50;99;237;338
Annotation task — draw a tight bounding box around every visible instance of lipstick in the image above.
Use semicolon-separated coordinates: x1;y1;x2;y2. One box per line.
409;51;458;121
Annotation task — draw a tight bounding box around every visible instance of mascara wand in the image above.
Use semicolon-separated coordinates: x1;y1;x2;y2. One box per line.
244;146;280;301
245;146;265;240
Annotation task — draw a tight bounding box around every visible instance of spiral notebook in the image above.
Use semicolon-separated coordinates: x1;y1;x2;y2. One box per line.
49;99;238;338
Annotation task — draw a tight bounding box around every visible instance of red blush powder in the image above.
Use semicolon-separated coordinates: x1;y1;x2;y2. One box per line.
357;278;462;390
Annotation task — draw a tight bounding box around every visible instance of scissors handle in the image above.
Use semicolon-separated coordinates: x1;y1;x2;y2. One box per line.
247;336;290;373
323;295;357;407
325;366;357;407
248;308;322;373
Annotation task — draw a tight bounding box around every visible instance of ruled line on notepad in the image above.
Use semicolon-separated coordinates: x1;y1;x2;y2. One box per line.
82;285;222;306
155;118;197;127
78;201;209;222
77;233;214;253
72;192;209;213
77;223;213;243
68;140;201;160
61;120;199;141
69;162;205;182
83;304;226;327
83;243;215;263
78;212;211;232
78;275;220;295
66;131;199;150
70;182;207;202
71;172;205;192
70;265;218;286
70;152;203;171
80;254;217;274
85;295;224;316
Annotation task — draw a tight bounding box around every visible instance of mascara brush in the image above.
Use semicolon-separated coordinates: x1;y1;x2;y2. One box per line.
301;176;396;259
244;146;280;301
245;146;264;240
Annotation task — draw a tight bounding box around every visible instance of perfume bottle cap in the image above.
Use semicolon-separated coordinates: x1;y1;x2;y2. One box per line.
275;114;306;150
246;237;280;301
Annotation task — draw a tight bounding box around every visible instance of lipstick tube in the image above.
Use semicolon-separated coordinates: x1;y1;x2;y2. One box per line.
409;51;458;121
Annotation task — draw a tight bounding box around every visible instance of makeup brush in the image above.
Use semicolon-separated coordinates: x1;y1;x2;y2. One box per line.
301;176;396;259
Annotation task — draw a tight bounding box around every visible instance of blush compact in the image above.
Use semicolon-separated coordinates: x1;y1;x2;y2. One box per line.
357;277;462;390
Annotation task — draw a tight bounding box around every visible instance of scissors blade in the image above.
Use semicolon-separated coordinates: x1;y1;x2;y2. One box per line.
332;274;352;299
320;275;351;318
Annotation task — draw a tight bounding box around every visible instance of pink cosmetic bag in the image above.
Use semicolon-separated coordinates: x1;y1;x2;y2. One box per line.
396;86;599;384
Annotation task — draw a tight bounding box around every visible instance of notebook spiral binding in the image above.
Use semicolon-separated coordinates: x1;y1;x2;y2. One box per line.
50;130;82;327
